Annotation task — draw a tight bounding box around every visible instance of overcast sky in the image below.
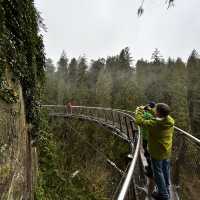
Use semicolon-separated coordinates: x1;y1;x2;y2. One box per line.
35;0;200;64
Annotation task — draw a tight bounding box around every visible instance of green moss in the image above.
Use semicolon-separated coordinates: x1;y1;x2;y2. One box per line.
0;1;45;136
0;163;11;183
0;81;19;103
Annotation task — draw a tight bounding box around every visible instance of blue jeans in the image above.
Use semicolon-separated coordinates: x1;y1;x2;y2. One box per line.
151;158;170;199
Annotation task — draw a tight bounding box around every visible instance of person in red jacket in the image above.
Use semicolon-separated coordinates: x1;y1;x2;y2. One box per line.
65;99;76;114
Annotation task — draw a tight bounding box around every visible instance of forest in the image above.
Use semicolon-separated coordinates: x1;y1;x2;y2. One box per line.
0;0;200;199
35;47;200;199
43;47;200;135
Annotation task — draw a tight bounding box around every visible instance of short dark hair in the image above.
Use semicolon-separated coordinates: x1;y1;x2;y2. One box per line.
156;103;170;117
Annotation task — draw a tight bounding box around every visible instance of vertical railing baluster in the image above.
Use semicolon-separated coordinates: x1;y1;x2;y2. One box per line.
95;108;98;119
104;110;107;122
93;108;95;118
130;120;137;142
118;113;122;132
124;116;130;141
111;110;115;126
97;109;100;120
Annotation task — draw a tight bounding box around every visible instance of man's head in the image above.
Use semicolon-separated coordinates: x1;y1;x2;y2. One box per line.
156;103;170;118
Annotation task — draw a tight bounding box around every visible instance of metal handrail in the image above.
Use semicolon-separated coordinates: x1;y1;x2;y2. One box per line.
72;105;136;120
41;104;141;200
42;105;135;120
117;127;141;200
41;105;65;107
41;104;200;200
174;126;200;145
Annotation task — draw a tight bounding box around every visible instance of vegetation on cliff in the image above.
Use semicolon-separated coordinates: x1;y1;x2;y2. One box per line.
0;0;45;134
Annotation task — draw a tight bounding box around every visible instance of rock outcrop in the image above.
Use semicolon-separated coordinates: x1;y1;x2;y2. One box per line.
0;71;36;200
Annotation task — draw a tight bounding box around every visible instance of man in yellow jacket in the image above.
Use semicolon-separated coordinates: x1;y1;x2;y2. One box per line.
135;103;174;200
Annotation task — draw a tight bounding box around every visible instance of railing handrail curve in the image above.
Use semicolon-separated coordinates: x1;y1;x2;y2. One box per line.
174;126;200;145
41;104;141;200
117;127;141;200
41;104;200;200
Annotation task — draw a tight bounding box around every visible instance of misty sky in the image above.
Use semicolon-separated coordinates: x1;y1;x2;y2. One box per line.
35;0;200;64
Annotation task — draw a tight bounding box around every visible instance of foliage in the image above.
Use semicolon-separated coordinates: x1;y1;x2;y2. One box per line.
35;112;124;199
0;80;18;103
43;47;195;131
39;46;200;199
136;54;189;129
187;50;200;137
96;70;112;107
0;0;45;134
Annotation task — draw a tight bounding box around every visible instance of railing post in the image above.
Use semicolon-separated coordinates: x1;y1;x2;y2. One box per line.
111;110;115;126
95;108;98;119
79;107;82;115
130;121;137;142
173;135;184;190
124;116;130;141
97;109;101;119
86;108;90;117
118;114;123;132
104;110;107;122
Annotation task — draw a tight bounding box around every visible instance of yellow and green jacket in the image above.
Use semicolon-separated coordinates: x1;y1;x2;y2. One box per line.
140;111;153;141
135;108;175;160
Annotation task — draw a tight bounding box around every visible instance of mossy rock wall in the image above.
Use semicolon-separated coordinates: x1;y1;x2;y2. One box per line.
0;71;37;200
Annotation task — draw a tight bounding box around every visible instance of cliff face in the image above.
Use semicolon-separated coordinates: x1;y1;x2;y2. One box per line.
0;71;36;200
0;1;45;198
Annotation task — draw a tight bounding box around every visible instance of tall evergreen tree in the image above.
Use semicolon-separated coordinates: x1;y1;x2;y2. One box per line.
96;70;112;107
166;58;189;129
43;58;57;104
46;58;55;74
89;58;105;87
57;50;68;81
68;58;78;82
187;50;200;137
118;47;132;72
77;56;88;86
106;56;119;74
151;48;163;64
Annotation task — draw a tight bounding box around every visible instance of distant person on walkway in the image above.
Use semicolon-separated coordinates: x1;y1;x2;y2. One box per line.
65;99;76;114
135;103;174;200
140;102;156;178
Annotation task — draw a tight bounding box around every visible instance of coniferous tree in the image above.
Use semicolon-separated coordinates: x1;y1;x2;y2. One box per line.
43;58;57;104
46;58;55;74
118;47;132;72
89;58;105;86
165;58;189;128
57;50;68;82
151;48;163;64
187;50;200;137
75;56;90;104
106;56;119;74
77;56;88;86
68;58;78;83
96;69;112;107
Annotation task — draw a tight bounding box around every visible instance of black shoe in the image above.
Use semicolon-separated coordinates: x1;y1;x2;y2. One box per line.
151;191;169;200
144;166;153;178
144;170;153;178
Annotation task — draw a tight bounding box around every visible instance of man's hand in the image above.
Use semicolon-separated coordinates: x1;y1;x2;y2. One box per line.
136;106;145;113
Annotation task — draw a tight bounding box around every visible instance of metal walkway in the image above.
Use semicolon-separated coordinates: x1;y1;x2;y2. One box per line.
42;105;200;200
